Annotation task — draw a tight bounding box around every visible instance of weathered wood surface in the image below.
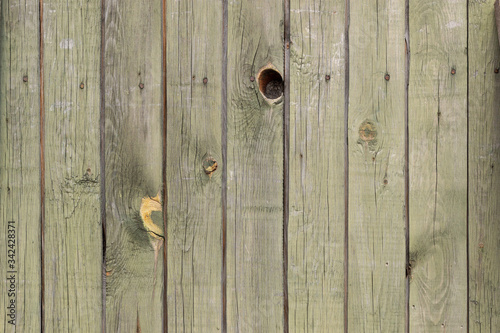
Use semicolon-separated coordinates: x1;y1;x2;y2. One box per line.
288;0;345;331
408;0;468;331
42;0;102;331
3;1;500;331
468;0;500;331
0;0;41;331
104;0;163;331
348;0;407;331
226;0;284;331
165;0;223;331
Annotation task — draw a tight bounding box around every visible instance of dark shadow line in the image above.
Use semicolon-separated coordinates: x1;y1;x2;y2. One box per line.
404;0;410;332
162;0;168;331
100;0;107;331
465;0;470;331
39;0;45;331
283;0;290;332
221;0;228;332
344;0;350;331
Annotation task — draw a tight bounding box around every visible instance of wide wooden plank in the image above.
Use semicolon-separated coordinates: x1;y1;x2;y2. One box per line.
165;0;223;331
288;0;345;331
408;0;468;331
226;0;284;331
468;1;500;331
104;0;163;331
42;0;102;330
0;0;41;331
348;0;407;331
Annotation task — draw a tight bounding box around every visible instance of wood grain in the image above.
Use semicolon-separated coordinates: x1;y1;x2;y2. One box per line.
226;0;284;331
288;0;345;331
42;0;102;330
165;0;223;331
468;0;500;331
348;0;407;331
408;0;468;331
0;0;41;331
104;0;163;331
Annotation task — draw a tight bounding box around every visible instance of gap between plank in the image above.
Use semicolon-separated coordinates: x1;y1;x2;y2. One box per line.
39;0;45;331
343;0;350;331
404;0;410;332
99;0;107;331
283;0;290;331
161;0;168;330
465;0;470;330
221;0;228;332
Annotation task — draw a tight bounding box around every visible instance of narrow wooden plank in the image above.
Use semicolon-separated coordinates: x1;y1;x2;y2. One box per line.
0;0;41;331
348;0;407;331
468;1;500;331
165;0;223;331
226;0;284;331
104;0;163;331
288;0;345;331
408;0;468;331
42;0;102;330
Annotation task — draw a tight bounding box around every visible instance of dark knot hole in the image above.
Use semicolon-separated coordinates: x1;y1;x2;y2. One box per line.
258;68;283;100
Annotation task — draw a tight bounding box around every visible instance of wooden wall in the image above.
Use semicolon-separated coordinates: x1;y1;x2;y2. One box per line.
1;0;499;332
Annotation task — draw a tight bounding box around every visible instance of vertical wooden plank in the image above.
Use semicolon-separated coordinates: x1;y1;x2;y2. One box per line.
226;0;284;331
42;0;102;330
468;1;500;331
348;0;407;331
0;0;41;331
104;0;163;331
288;0;345;331
165;0;223;331
408;0;468;331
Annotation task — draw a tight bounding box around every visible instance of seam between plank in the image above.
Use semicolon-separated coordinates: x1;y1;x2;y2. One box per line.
221;0;228;332
161;0;168;331
465;0;470;331
283;0;290;332
404;0;410;332
344;0;350;331
99;0;107;331
39;0;45;331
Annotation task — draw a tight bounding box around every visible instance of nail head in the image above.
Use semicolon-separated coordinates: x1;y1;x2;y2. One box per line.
384;74;390;81
23;76;28;83
495;68;499;74
325;75;330;81
203;77;208;84
250;76;255;82
79;82;84;89
139;83;144;89
451;68;456;75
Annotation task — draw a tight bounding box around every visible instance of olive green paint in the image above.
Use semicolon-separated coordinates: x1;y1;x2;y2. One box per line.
1;1;500;331
42;0;103;331
288;0;345;331
468;0;500;331
165;0;223;331
347;0;407;331
104;0;163;331
226;0;284;331
0;0;41;331
409;0;468;331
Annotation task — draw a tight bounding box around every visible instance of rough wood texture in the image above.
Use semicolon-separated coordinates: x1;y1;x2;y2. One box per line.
347;0;407;331
0;0;41;331
226;0;284;331
408;0;468;331
468;0;500;331
42;0;102;330
104;0;163;331
165;0;223;331
288;0;345;331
